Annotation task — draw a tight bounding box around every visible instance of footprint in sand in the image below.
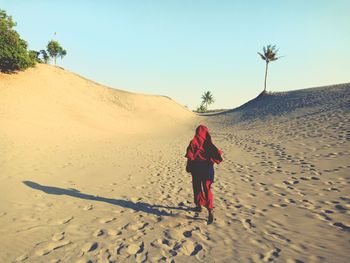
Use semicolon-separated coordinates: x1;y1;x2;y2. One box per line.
183;230;192;238
315;212;333;222
83;204;94;211
333;222;350;232
262;247;282;262
0;212;7;217
75;258;94;263
107;229;122;236
249;238;269;249
299;177;309;181
81;242;98;253
163;229;185;241
36;240;71;256
265;230;291;243
128;222;149;231
323;187;340;192
98;249;113;262
334;204;347;212
116;242;127;255
285;198;296;204
99;217;115;224
136;251;148;263
127;241;144;255
286;259;306;263
130;197;142;202
56;216;73;225
175;240;203;256
14;254;28;262
242;219;255;229
149;239;161;249
93;229;105;237
52;231;65;241
129;232;145;242
323;209;334;214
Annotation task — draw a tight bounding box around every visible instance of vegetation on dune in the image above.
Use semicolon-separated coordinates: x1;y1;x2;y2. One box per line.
39;49;50;64
46;40;67;65
0;9;67;72
196;91;215;113
258;44;280;92
0;9;36;72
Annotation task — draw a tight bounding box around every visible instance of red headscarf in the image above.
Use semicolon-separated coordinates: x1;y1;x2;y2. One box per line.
185;125;223;164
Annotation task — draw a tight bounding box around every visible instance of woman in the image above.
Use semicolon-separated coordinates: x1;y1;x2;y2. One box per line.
185;125;223;224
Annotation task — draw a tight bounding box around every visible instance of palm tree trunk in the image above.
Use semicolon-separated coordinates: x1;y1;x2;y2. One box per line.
264;62;269;92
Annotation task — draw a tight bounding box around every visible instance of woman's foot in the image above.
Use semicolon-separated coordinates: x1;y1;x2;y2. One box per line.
193;206;202;212
207;209;214;224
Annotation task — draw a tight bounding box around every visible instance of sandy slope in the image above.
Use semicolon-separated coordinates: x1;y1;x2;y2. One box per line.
0;64;196;262
0;64;195;198
0;64;193;137
0;66;349;263
203;84;350;262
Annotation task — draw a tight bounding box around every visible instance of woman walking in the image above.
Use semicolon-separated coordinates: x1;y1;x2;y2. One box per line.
185;125;223;224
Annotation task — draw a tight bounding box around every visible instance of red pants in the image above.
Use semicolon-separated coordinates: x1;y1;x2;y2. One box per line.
191;174;213;209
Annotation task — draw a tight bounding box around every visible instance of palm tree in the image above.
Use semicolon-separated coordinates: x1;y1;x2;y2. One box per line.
258;44;279;92
201;91;215;111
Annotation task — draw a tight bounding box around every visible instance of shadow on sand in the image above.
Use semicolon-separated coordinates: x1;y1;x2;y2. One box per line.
23;181;182;217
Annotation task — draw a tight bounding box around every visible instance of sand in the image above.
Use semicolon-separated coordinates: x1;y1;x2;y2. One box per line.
0;65;349;262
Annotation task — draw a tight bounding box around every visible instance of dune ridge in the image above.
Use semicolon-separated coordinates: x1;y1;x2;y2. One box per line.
208;83;350;123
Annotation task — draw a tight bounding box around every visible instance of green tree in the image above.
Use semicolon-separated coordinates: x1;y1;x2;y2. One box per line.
0;9;35;72
46;40;67;65
201;91;215;111
258;44;280;92
40;49;50;64
29;50;42;63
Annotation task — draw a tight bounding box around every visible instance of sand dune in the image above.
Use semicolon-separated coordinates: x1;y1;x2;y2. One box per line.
0;64;194;139
207;83;350;122
204;83;350;262
0;66;349;263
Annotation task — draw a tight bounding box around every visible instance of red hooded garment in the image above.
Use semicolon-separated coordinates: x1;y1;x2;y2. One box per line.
185;125;223;164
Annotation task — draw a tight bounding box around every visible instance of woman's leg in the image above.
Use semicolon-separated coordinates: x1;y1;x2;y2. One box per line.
202;179;213;209
200;177;214;224
191;174;204;207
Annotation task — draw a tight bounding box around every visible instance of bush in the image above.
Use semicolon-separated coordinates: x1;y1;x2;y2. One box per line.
196;104;207;113
0;9;36;72
29;50;42;63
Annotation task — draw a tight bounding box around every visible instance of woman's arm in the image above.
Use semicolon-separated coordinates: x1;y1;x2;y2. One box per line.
186;159;192;173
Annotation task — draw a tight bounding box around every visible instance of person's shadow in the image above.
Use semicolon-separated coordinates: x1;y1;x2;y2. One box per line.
23;181;187;217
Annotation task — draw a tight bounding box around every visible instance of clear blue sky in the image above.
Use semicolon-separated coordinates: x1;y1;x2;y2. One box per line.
1;0;349;109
